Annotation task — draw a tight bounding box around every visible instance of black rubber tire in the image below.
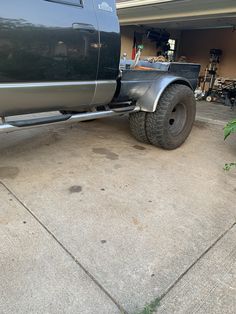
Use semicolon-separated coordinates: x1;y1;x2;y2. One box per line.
145;84;196;150
129;111;150;144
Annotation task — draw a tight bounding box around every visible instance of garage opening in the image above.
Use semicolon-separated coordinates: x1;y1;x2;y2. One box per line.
117;0;236;124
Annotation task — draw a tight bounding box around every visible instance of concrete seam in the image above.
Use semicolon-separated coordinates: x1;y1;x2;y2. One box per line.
158;221;236;303
195;116;226;126
0;181;126;314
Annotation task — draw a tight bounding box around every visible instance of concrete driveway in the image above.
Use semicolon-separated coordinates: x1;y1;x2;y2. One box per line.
0;114;236;314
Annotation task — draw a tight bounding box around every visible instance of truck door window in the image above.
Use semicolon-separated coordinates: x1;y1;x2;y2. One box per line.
46;0;83;7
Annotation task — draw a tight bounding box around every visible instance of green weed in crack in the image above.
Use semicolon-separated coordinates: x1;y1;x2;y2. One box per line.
136;297;160;314
224;120;236;170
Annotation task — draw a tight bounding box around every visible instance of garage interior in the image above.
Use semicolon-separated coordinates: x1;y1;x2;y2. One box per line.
117;0;236;123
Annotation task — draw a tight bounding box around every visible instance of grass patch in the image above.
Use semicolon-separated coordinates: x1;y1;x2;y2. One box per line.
137;297;161;314
224;162;236;171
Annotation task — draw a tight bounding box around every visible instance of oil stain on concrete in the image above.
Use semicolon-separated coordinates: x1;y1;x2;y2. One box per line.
0;167;19;179
92;148;119;160
114;164;122;170
194;121;208;129
69;185;82;193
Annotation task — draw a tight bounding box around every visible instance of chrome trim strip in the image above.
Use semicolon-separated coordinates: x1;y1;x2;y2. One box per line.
0;81;96;89
0;81;114;89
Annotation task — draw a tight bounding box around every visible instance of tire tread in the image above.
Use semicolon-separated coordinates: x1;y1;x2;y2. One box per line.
146;84;196;149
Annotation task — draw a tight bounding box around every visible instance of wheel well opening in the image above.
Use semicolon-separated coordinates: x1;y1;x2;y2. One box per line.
170;80;193;90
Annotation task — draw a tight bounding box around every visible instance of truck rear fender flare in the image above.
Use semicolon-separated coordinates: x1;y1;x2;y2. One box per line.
136;75;193;112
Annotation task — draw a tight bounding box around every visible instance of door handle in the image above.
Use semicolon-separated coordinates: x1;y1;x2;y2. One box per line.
72;23;95;32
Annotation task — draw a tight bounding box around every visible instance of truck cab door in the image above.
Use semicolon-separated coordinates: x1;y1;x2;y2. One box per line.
91;0;121;106
0;0;100;115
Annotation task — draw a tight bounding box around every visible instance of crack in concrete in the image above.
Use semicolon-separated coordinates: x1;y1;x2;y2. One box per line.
0;181;126;314
136;221;236;314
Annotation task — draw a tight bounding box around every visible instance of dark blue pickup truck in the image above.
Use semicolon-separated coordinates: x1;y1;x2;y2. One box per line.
0;0;200;149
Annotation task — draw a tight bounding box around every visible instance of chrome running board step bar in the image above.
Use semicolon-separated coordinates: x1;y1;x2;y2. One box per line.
8;114;72;127
0;107;139;134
